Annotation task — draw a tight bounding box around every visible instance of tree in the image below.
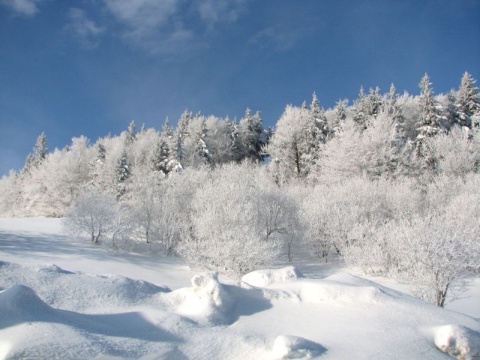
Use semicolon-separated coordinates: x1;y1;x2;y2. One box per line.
23;132;48;173
388;211;479;307
126;120;137;145
267;105;321;182
332;99;347;137
115;146;130;199
416;74;443;157
352;87;383;130
310;92;329;143
455;72;480;129
239;108;269;162
317;111;406;182
64;188;120;244
181;163;296;275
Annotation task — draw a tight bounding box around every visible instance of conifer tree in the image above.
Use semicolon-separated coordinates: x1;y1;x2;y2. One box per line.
310;92;329;142
239;108;268;162
126;120;136;145
455;72;480;129
332;99;347;137
115;147;130;199
416;73;443;157
23;132;48;174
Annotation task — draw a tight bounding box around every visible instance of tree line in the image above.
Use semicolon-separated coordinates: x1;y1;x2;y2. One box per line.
1;72;480;307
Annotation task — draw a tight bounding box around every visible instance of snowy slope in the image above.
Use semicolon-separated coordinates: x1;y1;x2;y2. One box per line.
1;218;479;359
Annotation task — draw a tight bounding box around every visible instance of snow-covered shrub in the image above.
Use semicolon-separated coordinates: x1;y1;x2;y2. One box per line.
180;163;298;275
386;212;479;307
64;187;132;245
301;176;418;261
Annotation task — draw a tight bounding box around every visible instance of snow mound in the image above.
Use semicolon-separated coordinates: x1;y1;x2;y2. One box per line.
0;285;53;320
0;262;169;312
242;266;303;287
434;324;480;359
271;335;327;359
172;272;234;325
299;281;386;304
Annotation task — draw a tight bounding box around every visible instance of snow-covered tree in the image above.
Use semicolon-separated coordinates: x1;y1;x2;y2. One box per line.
115;146;130;199
64;188;121;244
331;99;347;137
267;105;320;182
238;108;269;162
416;74;443;157
181;163;297;275
23;132;48;174
126;120;137;145
310;92;329;142
455;72;480;129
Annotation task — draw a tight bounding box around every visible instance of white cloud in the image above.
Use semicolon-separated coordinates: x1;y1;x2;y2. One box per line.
101;0;248;54
66;8;105;49
249;26;302;52
197;0;247;29
103;0;178;38
0;0;42;16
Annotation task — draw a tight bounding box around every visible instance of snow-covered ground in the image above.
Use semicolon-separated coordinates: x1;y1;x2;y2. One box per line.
1;218;479;359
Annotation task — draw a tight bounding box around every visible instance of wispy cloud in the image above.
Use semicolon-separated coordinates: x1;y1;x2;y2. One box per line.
197;0;247;30
249;26;303;52
66;8;105;49
101;0;248;55
0;0;43;16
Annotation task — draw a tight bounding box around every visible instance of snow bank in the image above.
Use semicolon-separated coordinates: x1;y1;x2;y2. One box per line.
242;266;303;287
0;261;169;312
434;324;480;359
270;335;326;359
170;271;234;325
0;284;53;319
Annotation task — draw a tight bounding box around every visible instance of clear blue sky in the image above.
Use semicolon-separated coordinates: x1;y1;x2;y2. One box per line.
1;0;479;176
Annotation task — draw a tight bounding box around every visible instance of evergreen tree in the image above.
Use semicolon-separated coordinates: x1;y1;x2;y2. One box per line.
455;72;480;129
23;132;48;174
126;120;136;145
310;92;329;142
332;99;347;137
384;84;406;144
239;108;268;162
353;87;383;130
416;73;443;157
151;138;170;175
115;147;130;199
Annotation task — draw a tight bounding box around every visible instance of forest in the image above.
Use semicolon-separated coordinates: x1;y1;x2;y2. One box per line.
1;72;479;307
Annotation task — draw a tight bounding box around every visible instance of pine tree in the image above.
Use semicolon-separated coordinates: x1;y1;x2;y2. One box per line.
239;108;268;162
416;73;443;157
353;87;383;130
115;147;130;199
384;84;406;143
126;120;136;145
455;72;480;129
310;92;329;142
151;138;170;175
23;132;48;173
332;99;347;137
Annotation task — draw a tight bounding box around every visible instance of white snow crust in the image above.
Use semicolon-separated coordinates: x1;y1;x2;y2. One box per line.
1;218;480;359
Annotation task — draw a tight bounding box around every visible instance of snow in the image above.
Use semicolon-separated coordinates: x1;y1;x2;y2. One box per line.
1;218;480;359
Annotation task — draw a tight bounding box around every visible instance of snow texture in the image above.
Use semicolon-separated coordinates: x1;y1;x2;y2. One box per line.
242;266;303;287
1;218;480;359
434;324;480;360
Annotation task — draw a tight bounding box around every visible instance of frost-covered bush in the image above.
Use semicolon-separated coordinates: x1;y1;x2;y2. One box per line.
180;163;299;275
301;176;419;261
64;187;132;245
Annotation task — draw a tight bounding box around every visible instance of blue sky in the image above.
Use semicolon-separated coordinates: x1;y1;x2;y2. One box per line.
1;0;479;175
